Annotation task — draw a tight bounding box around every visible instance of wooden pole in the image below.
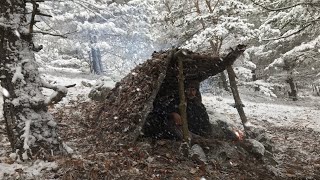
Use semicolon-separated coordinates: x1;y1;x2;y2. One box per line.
177;57;190;143
226;66;249;132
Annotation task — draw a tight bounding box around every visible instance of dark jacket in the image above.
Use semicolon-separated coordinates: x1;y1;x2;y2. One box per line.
143;94;212;139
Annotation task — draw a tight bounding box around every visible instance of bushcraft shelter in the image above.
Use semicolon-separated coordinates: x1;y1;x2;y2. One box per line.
96;45;246;146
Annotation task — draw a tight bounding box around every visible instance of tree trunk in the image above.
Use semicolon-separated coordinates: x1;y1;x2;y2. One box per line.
91;47;102;75
88;50;94;73
226;66;249;132
252;69;257;81
219;72;229;91
0;1;62;160
90;34;103;75
286;77;298;101
313;84;320;96
96;48;104;74
251;69;260;91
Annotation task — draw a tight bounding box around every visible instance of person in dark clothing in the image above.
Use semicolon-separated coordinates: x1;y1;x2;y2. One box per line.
184;83;212;137
143;82;212;140
143;94;183;140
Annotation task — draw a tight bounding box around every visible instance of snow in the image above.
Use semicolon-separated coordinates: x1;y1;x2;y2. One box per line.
265;57;284;70
0;160;57;179
244;80;279;97
0;83;9;121
45;91;58;104
47;120;57;127
13;29;20;38
21;119;31;150
12;66;25;84
203;94;320;131
62;142;74;154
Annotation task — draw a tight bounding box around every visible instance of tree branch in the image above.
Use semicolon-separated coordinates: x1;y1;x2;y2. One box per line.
250;0;320;11
262;19;319;41
32;31;68;38
29;0;37;34
41;81;76;106
35;11;52;17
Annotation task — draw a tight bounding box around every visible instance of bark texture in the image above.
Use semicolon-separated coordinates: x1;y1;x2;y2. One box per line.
0;0;62;160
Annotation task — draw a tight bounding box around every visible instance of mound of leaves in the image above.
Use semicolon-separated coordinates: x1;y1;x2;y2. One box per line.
49;100;280;179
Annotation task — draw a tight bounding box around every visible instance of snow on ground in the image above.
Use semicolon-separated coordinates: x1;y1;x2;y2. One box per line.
40;68;116;107
203;92;320;131
0;160;58;179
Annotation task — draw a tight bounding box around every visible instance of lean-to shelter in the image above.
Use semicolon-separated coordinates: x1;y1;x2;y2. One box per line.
96;45;246;146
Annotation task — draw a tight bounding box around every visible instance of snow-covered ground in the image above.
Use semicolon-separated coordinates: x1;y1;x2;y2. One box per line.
1;67;320;178
0;160;58;179
203;93;320;131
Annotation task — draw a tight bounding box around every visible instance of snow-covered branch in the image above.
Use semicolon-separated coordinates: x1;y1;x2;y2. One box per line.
0;83;10;97
262;22;313;41
250;0;320;12
41;80;75;106
33;31;68;38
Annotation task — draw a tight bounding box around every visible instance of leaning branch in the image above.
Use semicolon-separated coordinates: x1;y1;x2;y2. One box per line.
226;66;248;130
221;45;249;136
33;31;68;38
35;12;52;17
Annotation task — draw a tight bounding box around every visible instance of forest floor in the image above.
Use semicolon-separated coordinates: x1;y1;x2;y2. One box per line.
49;90;320;179
1;75;320;179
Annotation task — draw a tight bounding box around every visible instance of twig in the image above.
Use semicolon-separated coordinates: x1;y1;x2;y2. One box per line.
33;31;68;38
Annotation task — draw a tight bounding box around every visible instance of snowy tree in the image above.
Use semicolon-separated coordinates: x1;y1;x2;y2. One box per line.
152;0;257;52
250;0;320;99
35;0;157;78
151;0;259;91
0;0;65;160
